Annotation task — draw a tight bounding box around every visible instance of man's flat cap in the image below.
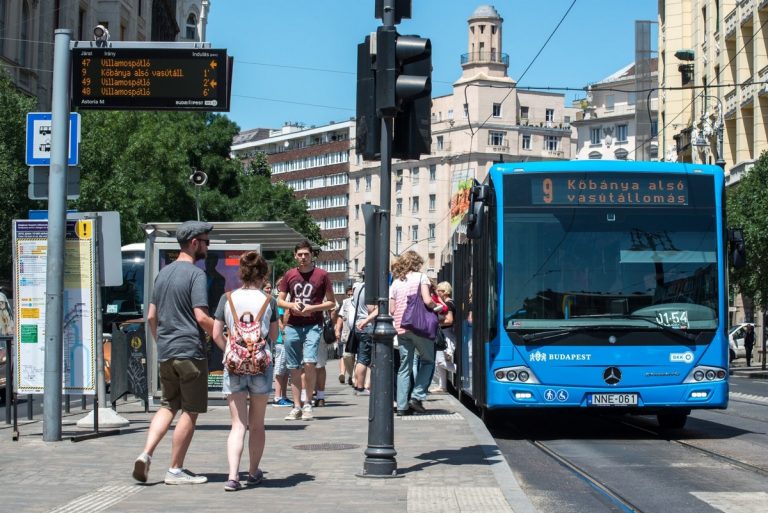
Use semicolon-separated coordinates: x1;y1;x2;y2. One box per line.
176;220;213;243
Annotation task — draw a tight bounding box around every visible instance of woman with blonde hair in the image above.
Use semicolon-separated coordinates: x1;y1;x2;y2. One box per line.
212;251;278;491
389;251;440;415
431;281;456;393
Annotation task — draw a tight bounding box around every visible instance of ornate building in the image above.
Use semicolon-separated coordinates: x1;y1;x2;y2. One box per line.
0;0;209;109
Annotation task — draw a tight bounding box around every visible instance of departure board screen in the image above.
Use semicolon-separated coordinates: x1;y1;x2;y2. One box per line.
71;48;231;111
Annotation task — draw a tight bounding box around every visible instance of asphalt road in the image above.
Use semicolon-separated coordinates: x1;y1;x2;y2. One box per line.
492;375;768;513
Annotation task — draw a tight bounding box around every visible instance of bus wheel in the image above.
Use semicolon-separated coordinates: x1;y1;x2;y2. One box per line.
657;411;688;429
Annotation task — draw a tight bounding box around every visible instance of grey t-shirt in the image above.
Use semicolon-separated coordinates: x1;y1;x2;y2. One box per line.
152;260;209;362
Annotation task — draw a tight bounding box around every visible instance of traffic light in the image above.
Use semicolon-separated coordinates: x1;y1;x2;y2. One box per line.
375;26;432;161
392;35;432;161
356;35;380;160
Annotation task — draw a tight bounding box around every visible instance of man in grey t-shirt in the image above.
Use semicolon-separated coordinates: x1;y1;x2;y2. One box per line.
132;221;215;486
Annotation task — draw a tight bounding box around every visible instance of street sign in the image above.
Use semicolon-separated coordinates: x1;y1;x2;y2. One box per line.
71;47;231;111
28;166;80;200
25;112;80;166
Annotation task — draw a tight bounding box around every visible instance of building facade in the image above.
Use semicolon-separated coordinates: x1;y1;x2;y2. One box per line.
348;4;575;282
231;121;354;299
0;0;209;110
658;0;768;184
572;60;659;161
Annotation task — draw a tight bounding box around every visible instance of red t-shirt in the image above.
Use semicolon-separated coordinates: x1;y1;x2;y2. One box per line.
279;266;333;327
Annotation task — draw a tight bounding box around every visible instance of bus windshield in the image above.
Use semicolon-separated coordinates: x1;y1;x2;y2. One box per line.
502;173;719;336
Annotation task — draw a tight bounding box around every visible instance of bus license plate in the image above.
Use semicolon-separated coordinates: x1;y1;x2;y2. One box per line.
588;393;638;406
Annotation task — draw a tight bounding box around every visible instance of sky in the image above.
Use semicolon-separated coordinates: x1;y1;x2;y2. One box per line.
206;1;658;132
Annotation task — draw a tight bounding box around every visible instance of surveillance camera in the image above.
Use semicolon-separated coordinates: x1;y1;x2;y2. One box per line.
189;169;208;186
93;25;110;46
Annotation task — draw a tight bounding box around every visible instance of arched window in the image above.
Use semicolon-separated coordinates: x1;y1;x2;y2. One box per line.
614;148;629;160
588;151;602;160
185;13;197;40
19;0;30;65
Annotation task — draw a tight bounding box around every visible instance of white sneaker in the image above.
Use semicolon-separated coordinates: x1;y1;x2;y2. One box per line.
284;407;302;420
132;453;151;483
164;469;207;485
301;404;314;421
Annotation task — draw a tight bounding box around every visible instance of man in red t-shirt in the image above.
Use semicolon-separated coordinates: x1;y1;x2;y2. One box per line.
277;240;336;421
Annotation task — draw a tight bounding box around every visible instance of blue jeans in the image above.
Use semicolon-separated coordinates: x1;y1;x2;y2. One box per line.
397;331;435;410
283;324;321;369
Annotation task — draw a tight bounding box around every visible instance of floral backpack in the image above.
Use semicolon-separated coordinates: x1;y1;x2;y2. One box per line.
223;290;272;375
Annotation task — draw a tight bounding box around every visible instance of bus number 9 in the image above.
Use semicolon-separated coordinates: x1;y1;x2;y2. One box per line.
542;178;553;204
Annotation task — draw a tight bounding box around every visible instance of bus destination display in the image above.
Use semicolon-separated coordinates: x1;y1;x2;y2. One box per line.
531;174;689;207
72;48;230;111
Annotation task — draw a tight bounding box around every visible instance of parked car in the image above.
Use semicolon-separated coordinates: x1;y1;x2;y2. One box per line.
728;323;754;361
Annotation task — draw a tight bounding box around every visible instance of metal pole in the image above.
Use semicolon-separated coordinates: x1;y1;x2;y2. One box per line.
43;29;72;442
93;216;106;408
363;0;397;477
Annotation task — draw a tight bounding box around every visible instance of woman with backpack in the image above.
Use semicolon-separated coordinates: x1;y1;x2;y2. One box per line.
212;251;278;491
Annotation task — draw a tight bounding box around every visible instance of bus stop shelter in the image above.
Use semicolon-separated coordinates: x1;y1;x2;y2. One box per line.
137;221;306;397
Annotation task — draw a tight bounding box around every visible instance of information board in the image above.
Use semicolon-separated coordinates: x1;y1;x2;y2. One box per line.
71;48;231;111
13;220;97;394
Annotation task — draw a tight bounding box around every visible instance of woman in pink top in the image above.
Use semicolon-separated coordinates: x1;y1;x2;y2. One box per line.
389;251;440;416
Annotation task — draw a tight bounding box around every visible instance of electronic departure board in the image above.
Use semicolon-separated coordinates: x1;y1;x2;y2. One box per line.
71;48;231;111
530;174;690;207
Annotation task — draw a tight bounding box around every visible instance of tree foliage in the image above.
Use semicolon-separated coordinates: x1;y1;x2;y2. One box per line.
0;71;41;285
726;151;768;308
0;105;320;284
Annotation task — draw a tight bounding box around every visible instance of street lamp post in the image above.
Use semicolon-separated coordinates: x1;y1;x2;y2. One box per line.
692;96;725;170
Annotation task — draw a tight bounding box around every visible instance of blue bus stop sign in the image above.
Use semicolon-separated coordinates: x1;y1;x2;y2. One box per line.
25;112;80;166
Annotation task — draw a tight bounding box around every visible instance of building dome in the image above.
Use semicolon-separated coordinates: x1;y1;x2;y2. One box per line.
469;4;501;20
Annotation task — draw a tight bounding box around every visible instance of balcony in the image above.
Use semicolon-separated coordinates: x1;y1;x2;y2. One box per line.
740;0;755;24
542;149;565;159
461;51;510;67
759;65;768;96
724;88;737;119
725;8;737;39
518;118;571;130
487;143;511;154
740;77;755;108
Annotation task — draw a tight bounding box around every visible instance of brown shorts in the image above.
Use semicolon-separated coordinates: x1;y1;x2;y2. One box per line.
159;358;208;414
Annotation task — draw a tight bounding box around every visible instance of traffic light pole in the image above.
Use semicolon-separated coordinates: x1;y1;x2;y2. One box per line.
363;2;398;478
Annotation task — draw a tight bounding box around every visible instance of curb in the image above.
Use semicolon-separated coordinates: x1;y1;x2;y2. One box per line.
445;392;539;513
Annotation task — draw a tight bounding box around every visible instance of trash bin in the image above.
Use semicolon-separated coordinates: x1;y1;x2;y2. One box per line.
110;321;149;409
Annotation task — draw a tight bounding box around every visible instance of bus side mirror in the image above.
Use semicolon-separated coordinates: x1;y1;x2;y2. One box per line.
728;228;746;269
466;182;488;240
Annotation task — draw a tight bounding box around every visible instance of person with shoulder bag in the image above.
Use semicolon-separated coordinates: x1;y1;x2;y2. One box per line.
389;251;441;416
212;251;278;491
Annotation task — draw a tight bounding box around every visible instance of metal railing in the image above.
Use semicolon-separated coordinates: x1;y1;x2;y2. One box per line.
460;51;509;66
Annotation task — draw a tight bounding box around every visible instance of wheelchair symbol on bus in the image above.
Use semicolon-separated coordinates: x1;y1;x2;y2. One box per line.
557;389;569;402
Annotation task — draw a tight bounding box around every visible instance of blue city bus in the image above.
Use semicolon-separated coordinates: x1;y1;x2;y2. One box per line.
441;161;744;429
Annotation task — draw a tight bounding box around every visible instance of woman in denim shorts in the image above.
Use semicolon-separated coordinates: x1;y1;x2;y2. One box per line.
212;251;278;492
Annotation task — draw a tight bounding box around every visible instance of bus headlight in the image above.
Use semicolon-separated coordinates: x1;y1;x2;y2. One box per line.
494;366;539;384
684;366;726;384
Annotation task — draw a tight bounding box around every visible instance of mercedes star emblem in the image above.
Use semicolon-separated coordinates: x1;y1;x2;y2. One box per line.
603;366;622;385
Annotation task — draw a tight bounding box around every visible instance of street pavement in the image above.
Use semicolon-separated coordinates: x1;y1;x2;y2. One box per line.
0;358;537;513
730;359;768;379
